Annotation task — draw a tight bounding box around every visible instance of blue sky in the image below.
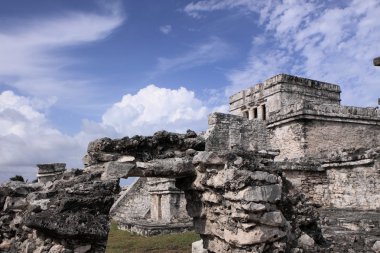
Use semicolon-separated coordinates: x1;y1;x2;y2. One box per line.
0;0;379;182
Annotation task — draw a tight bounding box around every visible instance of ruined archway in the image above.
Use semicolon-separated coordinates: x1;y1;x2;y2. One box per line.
2;72;380;253
0;115;326;253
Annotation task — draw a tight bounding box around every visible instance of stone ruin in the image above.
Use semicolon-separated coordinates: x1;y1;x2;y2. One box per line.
0;73;379;253
110;177;192;236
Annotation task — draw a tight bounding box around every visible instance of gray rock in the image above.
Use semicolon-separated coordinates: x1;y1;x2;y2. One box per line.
73;245;91;253
373;241;380;253
298;233;315;248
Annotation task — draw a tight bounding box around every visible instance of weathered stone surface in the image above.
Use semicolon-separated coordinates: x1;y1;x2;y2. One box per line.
106;132;200;236
0;170;119;253
186;150;326;253
101;161;136;180
85;130;205;166
298;233;315;248
192;240;207;253
224;184;282;203
74;244;91;253
373;241;380;253
223;226;286;246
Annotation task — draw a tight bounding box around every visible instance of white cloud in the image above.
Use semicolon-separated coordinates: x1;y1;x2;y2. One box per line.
0;1;125;103
160;25;172;34
185;0;380;107
101;85;211;135
184;0;260;18
0;91;83;182
155;37;232;74
0;85;225;182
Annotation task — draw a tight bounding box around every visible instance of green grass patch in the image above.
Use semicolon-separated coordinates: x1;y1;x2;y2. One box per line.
106;222;200;253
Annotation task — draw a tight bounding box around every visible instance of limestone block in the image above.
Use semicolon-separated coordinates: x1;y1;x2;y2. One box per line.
192;240;207;253
3;196;28;211
202;192;222;204
373;241;380;253
241;202;267;212
135;158;195;178
224;226;286;246
117;156;135;162
250;171;279;184
48;245;65;253
251;211;286;227
74;244;91;253
0;239;12;250
33;246;44;253
224;184;282;203
9;214;23;230
29;199;50;211
298;233;315;248
101;161;136;180
193;152;225;165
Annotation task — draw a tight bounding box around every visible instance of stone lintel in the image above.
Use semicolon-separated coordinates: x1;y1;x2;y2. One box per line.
276;162;324;172
37;163;66;174
37;171;65;177
149;190;183;195
322;158;374;168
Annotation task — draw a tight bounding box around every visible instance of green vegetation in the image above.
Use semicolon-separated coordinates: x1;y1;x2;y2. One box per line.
106;222;200;253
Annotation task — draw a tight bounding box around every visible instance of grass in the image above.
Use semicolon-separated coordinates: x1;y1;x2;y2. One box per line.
105;222;200;253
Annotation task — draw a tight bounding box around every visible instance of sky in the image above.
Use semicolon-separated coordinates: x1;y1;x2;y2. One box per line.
0;0;379;182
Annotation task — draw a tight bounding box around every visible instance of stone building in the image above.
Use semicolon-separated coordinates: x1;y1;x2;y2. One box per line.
229;74;380;160
110;177;192;236
221;74;380;251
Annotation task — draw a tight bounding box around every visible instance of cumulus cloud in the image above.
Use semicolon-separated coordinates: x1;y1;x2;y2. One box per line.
160;25;172;34
0;91;83;182
0;85;224;182
154;37;232;75
102;85;215;135
185;0;380;107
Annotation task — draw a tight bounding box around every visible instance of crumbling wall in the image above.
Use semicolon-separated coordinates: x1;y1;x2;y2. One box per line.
110;177;150;228
182;150;325;253
229;74;341;118
206;113;269;152
81;124;326;252
279;148;380;210
0;170;119;253
267;102;380;160
303;120;380;158
268;122;306;160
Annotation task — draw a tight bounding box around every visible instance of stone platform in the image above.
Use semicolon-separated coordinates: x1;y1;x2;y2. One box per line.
117;221;193;236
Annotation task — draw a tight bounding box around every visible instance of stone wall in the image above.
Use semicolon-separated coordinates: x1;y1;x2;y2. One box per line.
82;129;332;252
184;150;326;253
280;148;380;210
268;122;305;160
303;120;380;158
111;177;150;226
0;170;119;253
148;178;189;223
267;102;380;160
112;177;192;236
206;113;270;152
